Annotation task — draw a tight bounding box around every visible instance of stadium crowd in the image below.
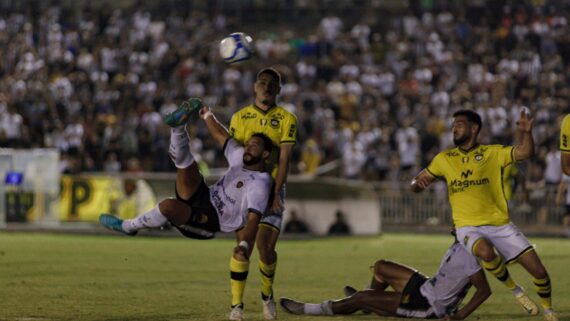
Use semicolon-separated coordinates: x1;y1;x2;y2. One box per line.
0;0;569;190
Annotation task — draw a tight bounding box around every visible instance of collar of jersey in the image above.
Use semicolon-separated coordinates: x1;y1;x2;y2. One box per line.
457;143;480;154
252;103;276;114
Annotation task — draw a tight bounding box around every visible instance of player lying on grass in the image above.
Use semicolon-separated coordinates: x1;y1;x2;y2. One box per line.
280;232;491;320
100;99;273;293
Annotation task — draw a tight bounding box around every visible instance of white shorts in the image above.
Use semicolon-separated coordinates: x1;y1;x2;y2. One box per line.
260;186;285;230
456;223;533;263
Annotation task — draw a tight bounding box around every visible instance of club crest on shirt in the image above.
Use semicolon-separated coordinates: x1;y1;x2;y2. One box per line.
474;153;484;162
270;119;280;128
236;181;244;188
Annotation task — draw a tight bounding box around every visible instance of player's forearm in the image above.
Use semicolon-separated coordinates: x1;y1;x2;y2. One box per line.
275;144;293;192
203;113;230;147
514;131;535;161
274;158;289;193
454;287;491;320
562;153;570;176
410;170;432;193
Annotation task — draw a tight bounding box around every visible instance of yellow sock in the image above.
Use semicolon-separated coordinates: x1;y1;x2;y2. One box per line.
533;276;552;310
259;259;277;300
230;256;249;307
481;255;516;290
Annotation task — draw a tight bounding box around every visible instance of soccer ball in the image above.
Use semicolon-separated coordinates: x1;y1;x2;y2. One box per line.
219;32;253;64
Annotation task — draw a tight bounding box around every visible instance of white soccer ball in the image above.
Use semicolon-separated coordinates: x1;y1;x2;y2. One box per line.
219;32;253;64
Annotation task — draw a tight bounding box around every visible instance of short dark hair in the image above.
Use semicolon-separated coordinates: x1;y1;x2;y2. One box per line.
257;67;281;85
453;109;482;133
250;133;274;152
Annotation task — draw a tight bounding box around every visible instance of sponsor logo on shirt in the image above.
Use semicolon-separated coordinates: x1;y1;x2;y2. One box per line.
288;124;296;138
241;112;257;119
449;169;489;194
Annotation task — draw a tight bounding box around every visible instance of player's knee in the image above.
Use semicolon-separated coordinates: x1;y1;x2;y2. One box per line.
373;259;389;276
159;198;190;225
474;241;495;261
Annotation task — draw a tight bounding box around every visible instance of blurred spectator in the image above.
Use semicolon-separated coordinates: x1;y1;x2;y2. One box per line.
327;210;351;235
284;209;310;234
0;0;567;190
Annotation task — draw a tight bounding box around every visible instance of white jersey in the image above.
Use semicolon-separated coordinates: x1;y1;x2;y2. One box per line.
209;139;273;232
420;243;481;317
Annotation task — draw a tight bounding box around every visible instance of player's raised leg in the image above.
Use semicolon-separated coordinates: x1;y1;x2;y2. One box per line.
100;98;204;235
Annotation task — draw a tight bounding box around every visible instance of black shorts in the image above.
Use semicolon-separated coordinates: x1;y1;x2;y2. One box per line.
174;179;220;239
396;272;436;319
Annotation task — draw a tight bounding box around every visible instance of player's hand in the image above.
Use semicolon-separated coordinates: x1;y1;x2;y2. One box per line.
270;193;284;213
199;106;212;119
411;172;431;192
516;108;534;133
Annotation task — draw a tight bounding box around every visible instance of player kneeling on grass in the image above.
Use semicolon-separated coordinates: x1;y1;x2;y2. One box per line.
100;99;273;320
281;232;491;320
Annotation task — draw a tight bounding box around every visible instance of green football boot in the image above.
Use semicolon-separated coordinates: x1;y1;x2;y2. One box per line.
163;98;203;127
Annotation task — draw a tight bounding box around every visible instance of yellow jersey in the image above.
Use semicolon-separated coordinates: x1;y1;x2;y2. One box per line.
426;144;515;228
229;104;297;177
560;114;570;153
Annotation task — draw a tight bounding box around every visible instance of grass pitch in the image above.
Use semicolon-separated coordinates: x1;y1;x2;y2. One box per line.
0;232;568;321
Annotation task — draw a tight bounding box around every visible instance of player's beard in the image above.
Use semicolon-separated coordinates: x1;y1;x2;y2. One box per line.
453;133;470;146
243;153;261;166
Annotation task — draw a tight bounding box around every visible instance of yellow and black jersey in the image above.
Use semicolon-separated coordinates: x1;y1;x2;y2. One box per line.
426;144;516;228
229;104;297;177
560;114;570;153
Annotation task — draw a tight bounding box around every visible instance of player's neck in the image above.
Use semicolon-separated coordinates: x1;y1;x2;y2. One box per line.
254;100;276;111
458;141;478;152
244;163;264;172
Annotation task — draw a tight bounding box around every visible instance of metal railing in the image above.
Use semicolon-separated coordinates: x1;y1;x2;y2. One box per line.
377;182;566;235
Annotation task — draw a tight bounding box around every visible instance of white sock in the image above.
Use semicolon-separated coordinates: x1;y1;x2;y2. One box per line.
512;285;524;297
303;301;333;315
122;205;168;232
544;308;554;314
169;127;194;169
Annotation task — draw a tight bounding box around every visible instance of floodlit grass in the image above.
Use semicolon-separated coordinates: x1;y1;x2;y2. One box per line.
0;232;568;321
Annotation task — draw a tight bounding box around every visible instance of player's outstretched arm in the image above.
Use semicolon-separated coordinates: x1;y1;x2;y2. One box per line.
514;109;535;161
410;169;435;193
200;106;230;148
447;270;491;320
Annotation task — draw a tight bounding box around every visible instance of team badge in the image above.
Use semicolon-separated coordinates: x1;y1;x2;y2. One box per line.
474;153;484;162
236;181;244;188
270;119;280;128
